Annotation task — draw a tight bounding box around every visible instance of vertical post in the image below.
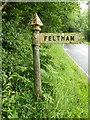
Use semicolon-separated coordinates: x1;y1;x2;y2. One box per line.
31;13;43;100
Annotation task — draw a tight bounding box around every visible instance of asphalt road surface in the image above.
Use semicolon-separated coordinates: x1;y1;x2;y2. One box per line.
64;44;89;79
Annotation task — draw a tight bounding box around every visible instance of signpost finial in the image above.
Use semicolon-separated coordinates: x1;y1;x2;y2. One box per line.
31;13;43;28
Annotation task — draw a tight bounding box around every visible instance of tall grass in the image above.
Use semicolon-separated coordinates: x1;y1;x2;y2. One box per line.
2;44;88;118
41;44;88;118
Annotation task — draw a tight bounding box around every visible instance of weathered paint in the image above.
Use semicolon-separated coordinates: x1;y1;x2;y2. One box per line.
38;33;83;44
31;13;43;27
31;13;42;100
31;13;83;100
32;45;41;99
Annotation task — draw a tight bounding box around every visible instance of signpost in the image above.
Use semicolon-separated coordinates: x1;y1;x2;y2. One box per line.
31;13;43;100
31;13;82;100
38;33;82;44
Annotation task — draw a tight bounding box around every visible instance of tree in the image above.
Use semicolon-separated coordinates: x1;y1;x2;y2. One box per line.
0;0;8;11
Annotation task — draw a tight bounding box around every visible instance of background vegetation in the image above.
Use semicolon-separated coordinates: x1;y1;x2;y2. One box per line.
2;2;88;118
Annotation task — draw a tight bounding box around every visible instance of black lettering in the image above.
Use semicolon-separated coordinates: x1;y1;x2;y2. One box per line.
44;36;47;41
61;36;65;41
66;36;69;41
53;36;56;41
49;36;52;41
70;36;74;41
57;36;60;41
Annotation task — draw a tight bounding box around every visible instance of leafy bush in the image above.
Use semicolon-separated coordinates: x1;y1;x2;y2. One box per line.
2;2;88;118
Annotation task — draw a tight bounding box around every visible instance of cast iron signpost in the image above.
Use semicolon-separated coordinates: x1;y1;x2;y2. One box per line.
31;13;82;99
38;33;81;44
31;13;43;99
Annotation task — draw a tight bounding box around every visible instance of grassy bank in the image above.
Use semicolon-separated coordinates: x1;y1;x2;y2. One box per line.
83;41;90;45
41;44;88;118
3;44;88;118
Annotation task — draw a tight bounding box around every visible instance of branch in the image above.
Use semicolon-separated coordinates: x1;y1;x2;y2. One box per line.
0;0;8;11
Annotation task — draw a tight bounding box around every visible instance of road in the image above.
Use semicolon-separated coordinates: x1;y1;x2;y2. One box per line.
64;44;89;79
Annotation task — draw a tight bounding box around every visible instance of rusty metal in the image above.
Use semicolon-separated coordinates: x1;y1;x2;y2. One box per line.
32;45;41;99
31;13;43;100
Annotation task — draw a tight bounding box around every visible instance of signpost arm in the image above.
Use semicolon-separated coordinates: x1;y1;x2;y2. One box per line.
31;13;43;100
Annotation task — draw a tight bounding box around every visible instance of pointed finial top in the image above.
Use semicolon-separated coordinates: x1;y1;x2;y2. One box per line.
31;13;43;27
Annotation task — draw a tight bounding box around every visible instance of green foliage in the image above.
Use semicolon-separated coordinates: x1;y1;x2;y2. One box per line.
41;44;88;118
79;11;88;41
2;2;88;119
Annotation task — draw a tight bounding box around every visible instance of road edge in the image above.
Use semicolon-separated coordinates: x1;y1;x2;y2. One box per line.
63;45;89;79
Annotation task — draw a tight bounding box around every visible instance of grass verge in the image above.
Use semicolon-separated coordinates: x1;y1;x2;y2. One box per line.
3;44;88;118
83;41;90;45
41;44;88;118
